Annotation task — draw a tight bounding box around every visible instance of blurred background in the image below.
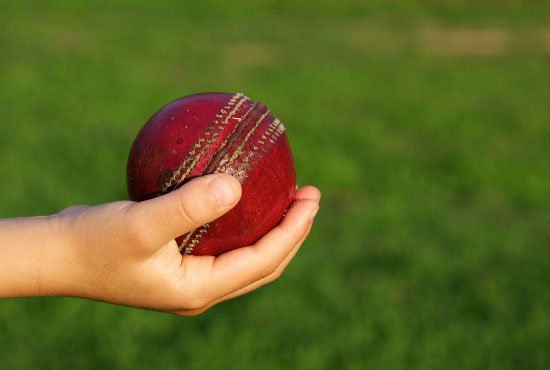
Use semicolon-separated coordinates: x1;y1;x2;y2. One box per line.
0;0;549;369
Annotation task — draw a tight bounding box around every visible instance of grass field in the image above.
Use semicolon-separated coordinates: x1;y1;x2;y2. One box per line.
1;1;549;369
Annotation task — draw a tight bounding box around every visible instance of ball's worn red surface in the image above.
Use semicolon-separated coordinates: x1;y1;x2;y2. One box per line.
127;92;296;256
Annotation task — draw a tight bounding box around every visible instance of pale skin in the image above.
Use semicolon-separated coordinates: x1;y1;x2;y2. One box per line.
0;174;320;315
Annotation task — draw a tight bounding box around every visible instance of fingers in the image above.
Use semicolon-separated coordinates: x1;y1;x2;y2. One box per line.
176;223;313;316
294;185;322;202
124;174;242;249
190;189;320;303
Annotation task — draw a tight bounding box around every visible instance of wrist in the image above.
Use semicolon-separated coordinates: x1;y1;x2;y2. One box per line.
40;213;97;298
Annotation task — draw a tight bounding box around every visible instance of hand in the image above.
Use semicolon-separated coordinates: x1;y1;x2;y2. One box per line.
49;174;319;315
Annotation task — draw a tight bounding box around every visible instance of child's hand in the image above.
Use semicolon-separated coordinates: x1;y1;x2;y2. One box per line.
48;174;319;315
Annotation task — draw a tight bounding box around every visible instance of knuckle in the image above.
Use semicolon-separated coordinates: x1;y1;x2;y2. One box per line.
266;268;283;283
178;285;211;311
177;193;210;228
180;306;210;317
122;205;152;246
182;296;209;311
260;261;279;279
272;268;284;281
126;225;149;247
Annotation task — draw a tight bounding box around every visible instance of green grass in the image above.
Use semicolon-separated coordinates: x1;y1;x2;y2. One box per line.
1;1;549;369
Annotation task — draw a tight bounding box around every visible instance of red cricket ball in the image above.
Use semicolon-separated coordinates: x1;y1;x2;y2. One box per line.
126;92;297;256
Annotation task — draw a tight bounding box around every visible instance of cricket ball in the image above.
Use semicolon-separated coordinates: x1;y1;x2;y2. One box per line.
126;92;296;256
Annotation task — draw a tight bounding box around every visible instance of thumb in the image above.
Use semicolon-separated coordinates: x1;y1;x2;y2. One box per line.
125;173;242;249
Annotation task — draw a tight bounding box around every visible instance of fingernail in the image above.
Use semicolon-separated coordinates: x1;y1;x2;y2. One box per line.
210;177;238;207
309;205;319;221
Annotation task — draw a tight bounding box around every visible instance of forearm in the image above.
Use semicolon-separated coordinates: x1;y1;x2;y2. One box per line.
0;216;75;298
